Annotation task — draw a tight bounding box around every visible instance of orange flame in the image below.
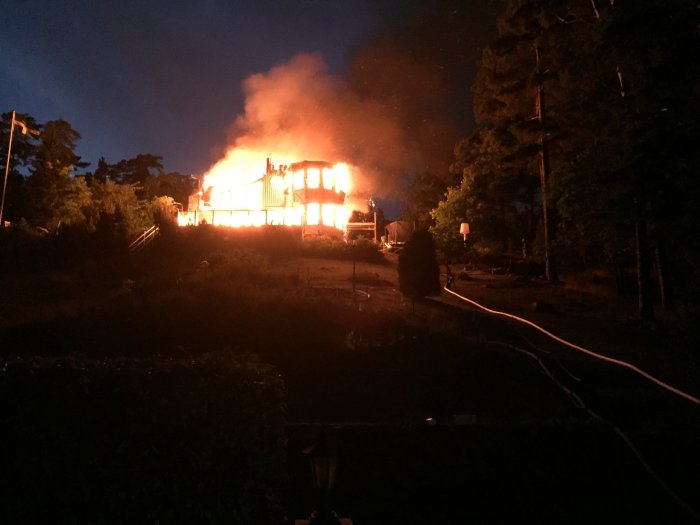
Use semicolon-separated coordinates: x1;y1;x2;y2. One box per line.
178;147;353;230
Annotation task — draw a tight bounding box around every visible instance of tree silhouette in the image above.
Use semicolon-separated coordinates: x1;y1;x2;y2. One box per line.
434;0;700;313
1;112;41;222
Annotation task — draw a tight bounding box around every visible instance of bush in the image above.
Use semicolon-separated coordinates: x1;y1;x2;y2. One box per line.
202;247;268;282
0;220;48;271
302;235;385;264
0;353;287;524
398;230;441;300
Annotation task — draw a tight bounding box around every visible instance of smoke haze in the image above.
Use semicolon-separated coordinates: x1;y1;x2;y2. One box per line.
210;0;501;201
221;52;415;198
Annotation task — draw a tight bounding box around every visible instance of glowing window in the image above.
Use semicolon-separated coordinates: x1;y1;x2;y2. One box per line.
268;210;283;225
321;204;335;227
322;168;334;190
294;170;304;189
307;168;320;189
307;203;320;225
285;207;302;226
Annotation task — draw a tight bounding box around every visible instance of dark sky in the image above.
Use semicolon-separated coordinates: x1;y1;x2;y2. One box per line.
1;0;501;178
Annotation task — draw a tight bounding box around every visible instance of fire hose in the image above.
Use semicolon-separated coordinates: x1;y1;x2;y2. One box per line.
443;285;700;407
443;283;699;520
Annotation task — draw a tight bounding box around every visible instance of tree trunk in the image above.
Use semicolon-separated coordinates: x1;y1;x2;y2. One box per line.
636;221;655;322
534;46;557;282
654;246;671;310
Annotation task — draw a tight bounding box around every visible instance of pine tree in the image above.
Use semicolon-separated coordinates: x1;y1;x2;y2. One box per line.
435;0;700;314
27;120;91;231
443;0;588;278
550;0;700;315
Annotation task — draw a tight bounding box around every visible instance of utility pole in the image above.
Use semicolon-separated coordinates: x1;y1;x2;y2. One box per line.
1;110;39;227
1;110;18;227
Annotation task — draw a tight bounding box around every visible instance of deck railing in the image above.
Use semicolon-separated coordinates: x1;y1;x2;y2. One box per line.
129;225;159;252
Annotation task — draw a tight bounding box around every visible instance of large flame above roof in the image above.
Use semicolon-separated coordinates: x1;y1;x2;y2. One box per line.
178;147;353;230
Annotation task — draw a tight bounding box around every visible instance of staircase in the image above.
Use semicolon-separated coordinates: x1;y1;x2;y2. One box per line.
129;225;159;252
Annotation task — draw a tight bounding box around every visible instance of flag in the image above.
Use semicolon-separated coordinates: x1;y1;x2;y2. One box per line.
12;114;39;136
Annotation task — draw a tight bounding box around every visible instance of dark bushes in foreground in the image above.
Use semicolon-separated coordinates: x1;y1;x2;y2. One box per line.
302;236;384;264
0;353;286;524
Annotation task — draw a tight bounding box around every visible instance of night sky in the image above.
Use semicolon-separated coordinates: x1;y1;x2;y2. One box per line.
1;0;500;184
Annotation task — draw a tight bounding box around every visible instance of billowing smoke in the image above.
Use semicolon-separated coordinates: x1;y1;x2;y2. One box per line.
215;52;418;200
208;0;500;206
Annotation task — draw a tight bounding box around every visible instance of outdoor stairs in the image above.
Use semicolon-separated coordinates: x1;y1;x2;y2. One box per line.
129;225;159;252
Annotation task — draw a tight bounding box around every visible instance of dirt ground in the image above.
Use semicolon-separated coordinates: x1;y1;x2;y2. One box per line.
284;254;698;386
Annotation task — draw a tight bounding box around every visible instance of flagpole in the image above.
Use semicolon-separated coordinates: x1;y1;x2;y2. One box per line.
0;109;17;227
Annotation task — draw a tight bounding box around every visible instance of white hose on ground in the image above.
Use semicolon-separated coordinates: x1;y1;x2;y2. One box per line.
444;285;700;407
493;341;700;522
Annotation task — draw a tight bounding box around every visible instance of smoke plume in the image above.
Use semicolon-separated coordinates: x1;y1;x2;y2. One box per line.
209;0;500;202
215;52;415;199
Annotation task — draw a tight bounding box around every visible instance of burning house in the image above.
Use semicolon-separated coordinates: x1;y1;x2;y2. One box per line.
178;156;352;234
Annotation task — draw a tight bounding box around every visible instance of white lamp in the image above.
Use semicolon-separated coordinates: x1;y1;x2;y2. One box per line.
460;222;470;241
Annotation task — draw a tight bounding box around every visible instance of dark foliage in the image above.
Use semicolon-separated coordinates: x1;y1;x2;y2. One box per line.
0;226;386;362
0;222;128;273
301;235;385;264
1;112;41;223
0;353;286;524
433;0;700;311
398;230;441;299
151;225;304;267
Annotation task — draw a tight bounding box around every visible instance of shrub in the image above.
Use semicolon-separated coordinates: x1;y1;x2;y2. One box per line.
398;230;441;300
0;353;287;524
202;247;268;282
302;235;384;264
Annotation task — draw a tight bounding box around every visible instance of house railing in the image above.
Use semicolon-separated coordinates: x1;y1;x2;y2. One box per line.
129;225;159;252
